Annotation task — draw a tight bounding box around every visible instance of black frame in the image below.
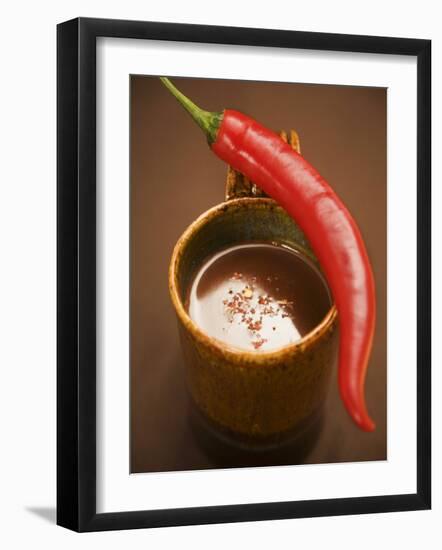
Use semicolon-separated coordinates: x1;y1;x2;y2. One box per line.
57;17;431;532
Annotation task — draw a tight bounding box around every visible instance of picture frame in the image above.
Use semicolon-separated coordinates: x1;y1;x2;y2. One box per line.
57;17;431;532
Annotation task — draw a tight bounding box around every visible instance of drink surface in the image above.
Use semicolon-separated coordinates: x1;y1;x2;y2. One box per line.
186;243;331;352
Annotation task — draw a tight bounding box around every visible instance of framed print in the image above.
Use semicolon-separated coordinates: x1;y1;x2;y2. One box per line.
57;17;431;531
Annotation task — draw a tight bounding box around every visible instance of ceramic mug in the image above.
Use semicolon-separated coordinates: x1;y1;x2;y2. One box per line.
168;132;338;450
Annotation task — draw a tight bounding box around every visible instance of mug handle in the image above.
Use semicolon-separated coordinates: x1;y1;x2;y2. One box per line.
225;129;301;201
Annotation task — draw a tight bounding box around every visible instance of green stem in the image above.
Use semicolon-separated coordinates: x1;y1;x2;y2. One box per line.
159;77;222;144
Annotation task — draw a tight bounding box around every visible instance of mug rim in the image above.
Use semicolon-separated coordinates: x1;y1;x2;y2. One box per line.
169;197;338;365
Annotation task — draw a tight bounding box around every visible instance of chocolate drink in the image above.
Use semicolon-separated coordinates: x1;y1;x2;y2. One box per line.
186;242;332;352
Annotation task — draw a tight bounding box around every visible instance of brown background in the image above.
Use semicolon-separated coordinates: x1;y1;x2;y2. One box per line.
130;76;387;473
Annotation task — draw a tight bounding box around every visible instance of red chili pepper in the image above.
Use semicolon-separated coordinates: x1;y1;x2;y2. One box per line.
160;78;376;432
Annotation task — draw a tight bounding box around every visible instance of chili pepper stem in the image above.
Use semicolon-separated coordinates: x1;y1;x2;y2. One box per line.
159;77;222;144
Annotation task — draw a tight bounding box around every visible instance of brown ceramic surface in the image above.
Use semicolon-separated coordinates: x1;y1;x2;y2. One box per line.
130;76;387;473
169;198;338;447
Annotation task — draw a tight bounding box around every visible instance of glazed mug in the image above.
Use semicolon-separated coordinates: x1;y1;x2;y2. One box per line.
169;131;338;450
